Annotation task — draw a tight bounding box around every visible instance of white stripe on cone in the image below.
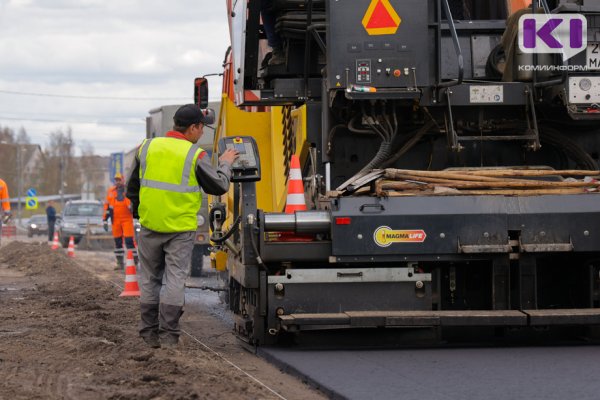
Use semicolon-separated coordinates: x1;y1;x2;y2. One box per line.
125;275;138;283
289;169;303;181
286;193;306;205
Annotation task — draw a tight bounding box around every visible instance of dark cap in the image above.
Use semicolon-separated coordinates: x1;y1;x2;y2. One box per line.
173;104;209;128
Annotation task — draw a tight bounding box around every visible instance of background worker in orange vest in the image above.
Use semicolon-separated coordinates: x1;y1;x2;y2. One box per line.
0;178;11;245
104;172;137;270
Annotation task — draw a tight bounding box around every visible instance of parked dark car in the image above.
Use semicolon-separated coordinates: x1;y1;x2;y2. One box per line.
56;200;107;248
27;214;48;238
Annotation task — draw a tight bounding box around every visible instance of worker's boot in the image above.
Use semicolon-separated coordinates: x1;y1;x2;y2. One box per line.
159;303;184;348
114;255;124;271
268;47;285;66
140;303;160;348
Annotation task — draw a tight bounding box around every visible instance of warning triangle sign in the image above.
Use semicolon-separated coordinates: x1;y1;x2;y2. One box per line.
362;0;401;36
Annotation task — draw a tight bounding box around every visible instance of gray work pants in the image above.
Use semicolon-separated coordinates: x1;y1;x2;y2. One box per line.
137;227;195;339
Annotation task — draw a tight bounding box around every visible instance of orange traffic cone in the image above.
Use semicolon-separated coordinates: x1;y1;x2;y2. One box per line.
284;155;307;214
120;250;140;297
51;232;60;250
279;155;313;242
67;236;75;257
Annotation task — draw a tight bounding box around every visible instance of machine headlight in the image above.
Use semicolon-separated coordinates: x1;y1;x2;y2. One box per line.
197;215;206;227
30;224;37;229
579;78;592;91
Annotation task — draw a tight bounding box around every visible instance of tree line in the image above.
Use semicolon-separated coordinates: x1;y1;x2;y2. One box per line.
0;125;105;202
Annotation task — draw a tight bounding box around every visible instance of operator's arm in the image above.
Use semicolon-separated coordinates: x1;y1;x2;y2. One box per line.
126;154;141;218
195;152;234;196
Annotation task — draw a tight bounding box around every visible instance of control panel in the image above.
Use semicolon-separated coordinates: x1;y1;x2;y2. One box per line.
569;76;600;104
218;136;261;182
357;59;372;83
327;0;429;90
353;57;417;88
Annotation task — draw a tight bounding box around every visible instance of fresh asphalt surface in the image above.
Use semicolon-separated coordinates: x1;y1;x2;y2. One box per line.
260;345;600;400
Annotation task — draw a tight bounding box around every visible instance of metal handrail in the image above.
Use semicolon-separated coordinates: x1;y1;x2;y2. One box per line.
303;0;314;99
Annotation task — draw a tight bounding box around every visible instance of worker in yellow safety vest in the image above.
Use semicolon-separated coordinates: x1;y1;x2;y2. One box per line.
126;104;238;349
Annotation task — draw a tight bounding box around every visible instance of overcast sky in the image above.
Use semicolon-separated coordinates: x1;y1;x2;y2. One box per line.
0;0;229;156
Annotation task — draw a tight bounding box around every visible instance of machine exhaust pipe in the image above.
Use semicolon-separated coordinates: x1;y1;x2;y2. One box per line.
264;211;331;234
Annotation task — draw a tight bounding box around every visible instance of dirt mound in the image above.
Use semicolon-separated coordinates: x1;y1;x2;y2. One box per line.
0;242;280;399
0;241;75;275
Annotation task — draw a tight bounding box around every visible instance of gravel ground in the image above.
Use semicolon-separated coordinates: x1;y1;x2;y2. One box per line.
0;241;324;399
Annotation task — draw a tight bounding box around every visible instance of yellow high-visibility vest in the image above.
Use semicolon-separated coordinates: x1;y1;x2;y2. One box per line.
138;137;204;233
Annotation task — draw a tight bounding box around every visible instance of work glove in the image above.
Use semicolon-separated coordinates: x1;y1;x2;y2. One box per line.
103;221;109;232
2;211;11;224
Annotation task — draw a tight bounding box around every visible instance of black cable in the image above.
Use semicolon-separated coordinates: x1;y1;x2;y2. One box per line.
381;120;436;168
338;105;400;191
383;113;394;141
326;124;346;156
391;107;399;135
366;118;388;142
210;215;241;244
357;109;396;174
362;102;389;141
539;126;598;170
249;222;268;270
347;114;373;134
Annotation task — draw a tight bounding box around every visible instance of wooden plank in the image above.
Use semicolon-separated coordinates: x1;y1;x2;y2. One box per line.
382;174;597;189
459;169;600;178
385;169;517;182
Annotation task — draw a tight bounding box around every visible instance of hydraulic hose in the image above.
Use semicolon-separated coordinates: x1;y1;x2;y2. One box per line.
210;215;241;244
381;120;436;168
347;114;373;134
540;126;598;170
357;141;393;176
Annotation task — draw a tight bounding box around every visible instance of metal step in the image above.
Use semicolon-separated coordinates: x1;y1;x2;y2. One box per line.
524;309;600;326
279;310;528;330
279;309;600;331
